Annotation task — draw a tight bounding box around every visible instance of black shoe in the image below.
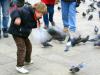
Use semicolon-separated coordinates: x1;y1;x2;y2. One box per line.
51;21;55;26
80;35;89;43
3;32;8;38
42;42;53;48
2;28;8;38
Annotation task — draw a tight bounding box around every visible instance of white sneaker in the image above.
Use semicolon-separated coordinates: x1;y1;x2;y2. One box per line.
16;66;29;74
24;60;33;65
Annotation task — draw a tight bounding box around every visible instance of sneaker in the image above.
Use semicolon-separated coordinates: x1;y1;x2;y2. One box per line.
16;66;29;74
24;60;33;65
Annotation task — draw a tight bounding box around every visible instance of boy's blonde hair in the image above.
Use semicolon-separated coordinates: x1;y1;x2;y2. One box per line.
33;2;47;14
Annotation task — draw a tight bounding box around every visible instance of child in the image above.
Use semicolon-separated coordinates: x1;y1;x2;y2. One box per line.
8;2;47;74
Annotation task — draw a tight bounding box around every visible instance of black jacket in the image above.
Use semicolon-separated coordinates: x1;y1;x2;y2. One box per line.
8;5;37;38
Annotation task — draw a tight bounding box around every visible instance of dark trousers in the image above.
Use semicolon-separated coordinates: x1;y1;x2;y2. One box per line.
43;4;54;27
13;36;32;67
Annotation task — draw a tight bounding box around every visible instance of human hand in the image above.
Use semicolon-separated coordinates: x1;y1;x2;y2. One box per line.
14;18;21;25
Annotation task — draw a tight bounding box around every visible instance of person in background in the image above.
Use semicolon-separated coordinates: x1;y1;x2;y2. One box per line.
16;0;25;7
8;2;47;74
41;0;59;29
0;0;10;38
61;0;81;51
10;0;25;8
61;0;80;33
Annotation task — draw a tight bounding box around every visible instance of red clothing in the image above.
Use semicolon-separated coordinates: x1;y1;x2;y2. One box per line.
41;0;55;5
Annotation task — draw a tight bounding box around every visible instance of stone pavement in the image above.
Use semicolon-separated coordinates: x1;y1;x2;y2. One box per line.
0;0;100;75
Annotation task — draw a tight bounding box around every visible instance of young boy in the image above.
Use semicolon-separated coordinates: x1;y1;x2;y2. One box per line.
8;2;47;74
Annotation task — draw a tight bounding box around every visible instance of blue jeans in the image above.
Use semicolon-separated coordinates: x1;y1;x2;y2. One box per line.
43;5;54;27
61;1;76;32
0;0;10;30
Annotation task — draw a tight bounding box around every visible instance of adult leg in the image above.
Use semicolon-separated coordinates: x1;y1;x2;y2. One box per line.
1;0;10;37
48;5;55;26
68;2;76;32
43;5;49;28
61;1;69;28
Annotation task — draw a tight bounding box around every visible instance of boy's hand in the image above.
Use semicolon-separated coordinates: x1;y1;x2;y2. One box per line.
14;18;21;25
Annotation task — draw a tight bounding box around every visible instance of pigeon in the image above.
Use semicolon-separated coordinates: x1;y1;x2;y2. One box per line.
42;42;53;48
97;1;100;8
89;3;94;8
70;66;80;73
64;36;81;51
71;35;82;47
98;11;100;20
70;63;85;73
94;26;99;35
48;28;66;42
89;34;100;42
86;9;91;14
88;14;93;21
94;41;100;46
57;6;61;11
82;12;86;17
80;35;89;43
81;0;85;3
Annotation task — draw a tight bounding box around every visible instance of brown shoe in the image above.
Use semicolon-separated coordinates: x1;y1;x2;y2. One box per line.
63;27;69;32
